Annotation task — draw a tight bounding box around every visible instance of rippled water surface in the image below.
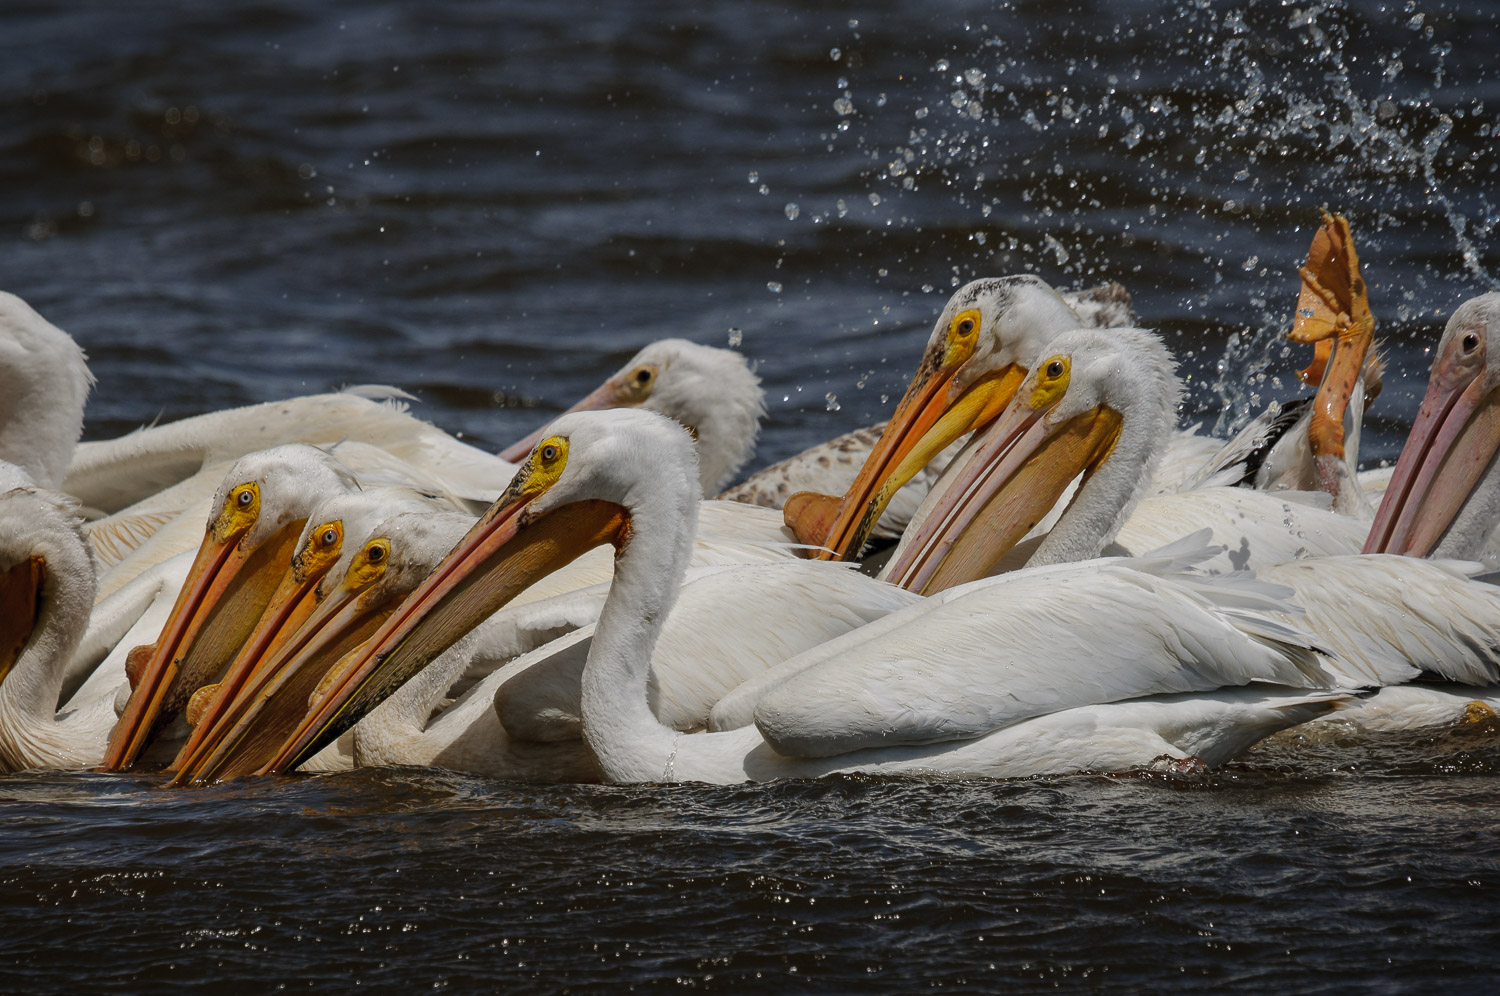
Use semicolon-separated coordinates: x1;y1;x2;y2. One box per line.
4;0;1500;989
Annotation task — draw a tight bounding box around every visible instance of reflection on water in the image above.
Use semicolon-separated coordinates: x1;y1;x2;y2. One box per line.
3;0;1499;987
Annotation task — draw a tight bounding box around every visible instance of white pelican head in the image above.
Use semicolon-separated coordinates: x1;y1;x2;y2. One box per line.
500;339;761;495
1365;292;1500;558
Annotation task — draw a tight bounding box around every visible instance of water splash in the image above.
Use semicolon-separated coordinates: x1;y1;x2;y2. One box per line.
793;0;1499;440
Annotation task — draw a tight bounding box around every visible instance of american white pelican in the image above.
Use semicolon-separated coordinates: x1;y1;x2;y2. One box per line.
235;410;1350;785
500;338;766;495
0;472;116;771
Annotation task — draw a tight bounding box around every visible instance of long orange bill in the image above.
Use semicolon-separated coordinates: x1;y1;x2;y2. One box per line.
1364;356;1500;557
783;349;1026;561
883;400;1122;595
97;518;306;772
1286;210;1376;498
171;575;404;785
165;547;337;774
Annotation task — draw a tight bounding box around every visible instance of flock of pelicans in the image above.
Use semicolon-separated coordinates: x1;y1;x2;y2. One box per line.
3;213;1500;786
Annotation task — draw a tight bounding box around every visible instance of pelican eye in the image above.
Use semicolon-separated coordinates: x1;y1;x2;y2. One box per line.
321;529;339;546
635;367;653;384
1462;332;1480;352
956;318;975;336
236;489;254;507
1046;360;1065;378
540;444;559;462
366;544;385;563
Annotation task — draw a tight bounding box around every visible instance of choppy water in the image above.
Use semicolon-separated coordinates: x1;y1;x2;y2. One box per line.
3;0;1499;989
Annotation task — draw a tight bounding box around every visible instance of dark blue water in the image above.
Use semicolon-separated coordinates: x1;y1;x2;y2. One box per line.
3;0;1499;989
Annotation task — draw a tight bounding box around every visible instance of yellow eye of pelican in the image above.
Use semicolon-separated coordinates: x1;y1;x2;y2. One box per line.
321;528;339;546
634;367;653;385
956;318;976;336
236;488;254;507
520;435;571;497
1028;355;1072;410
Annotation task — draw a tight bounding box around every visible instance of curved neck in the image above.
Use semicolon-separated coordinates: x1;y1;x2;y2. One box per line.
0;542;95;770
1029;396;1173;568
0;372;88;495
579;492;699;782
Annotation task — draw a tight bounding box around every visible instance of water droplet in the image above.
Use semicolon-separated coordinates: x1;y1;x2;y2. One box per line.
767;281;783;294
868;192;881;206
1242;255;1259;271
727;328;743;347
825;393;841;412
833;96;854;116
964;68;985;87
747;170;758;183
784;203;800;220
829;47;842;61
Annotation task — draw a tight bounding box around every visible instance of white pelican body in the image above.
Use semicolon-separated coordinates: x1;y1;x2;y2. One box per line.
612;689;1349;783
344;560;922;778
